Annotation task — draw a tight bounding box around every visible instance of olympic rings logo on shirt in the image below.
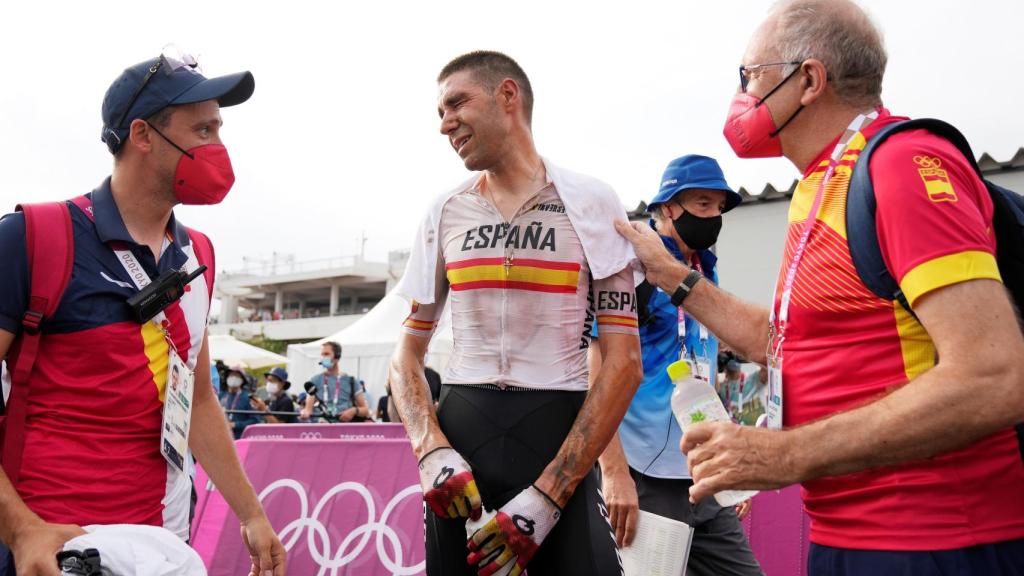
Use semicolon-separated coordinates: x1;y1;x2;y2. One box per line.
258;479;425;575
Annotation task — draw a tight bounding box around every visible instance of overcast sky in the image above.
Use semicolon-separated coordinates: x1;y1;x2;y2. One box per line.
3;0;1022;273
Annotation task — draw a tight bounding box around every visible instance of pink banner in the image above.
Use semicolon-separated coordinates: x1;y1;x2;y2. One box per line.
192;425;810;575
241;423;409;441
192;435;426;575
743;485;811;575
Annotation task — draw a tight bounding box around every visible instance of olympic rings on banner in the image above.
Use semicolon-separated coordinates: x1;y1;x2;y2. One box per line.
258;479;425;575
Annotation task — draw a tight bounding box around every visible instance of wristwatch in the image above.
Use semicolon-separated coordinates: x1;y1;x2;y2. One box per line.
670;268;704;307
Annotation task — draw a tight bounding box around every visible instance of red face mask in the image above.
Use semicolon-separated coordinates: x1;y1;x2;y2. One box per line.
149;124;236;205
723;93;786;158
173;144;235;205
722;66;804;159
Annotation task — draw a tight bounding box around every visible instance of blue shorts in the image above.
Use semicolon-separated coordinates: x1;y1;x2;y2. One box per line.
810;539;1024;576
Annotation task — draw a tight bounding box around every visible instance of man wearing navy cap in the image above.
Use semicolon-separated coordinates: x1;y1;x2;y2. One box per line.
592;155;762;575
0;48;285;575
251;367;297;424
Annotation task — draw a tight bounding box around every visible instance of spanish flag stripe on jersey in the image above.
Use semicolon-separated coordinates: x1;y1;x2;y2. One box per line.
597;314;639;328
446;258;581;293
403;318;435;331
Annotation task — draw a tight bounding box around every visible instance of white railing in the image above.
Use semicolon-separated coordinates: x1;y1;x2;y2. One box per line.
223;255;361;278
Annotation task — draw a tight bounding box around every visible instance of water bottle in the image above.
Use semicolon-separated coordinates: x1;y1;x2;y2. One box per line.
668;359;758;507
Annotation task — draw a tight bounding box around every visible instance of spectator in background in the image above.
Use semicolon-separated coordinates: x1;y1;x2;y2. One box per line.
720;359;745;415
220;365;259;439
209;363;220;393
213;360;228;388
737;366;769;426
301;341;371;422
251;367;296;424
376;394;391;422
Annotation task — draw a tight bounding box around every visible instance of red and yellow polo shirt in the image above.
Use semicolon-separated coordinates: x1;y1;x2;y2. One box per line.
776;109;1023;550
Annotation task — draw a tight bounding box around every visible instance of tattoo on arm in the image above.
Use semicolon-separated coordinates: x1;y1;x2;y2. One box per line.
389;339;446;457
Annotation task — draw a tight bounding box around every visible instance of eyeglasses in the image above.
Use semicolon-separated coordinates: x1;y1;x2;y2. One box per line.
738;61;801;93
114;44;201;129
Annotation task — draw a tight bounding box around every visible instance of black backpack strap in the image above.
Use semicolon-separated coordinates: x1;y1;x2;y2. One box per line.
847;118;978;318
848;118;1024;461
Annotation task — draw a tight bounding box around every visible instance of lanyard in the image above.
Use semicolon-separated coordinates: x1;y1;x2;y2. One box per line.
678;256;710;360
113;245;170;328
224;391;243;411
324;373;341;406
768;111;878;351
71;195;175;333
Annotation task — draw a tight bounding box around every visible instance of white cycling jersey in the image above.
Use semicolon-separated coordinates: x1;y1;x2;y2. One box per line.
403;179;638;391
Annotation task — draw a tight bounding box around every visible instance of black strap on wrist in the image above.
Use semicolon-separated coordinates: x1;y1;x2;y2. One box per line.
670;268;704;307
530;484;563;512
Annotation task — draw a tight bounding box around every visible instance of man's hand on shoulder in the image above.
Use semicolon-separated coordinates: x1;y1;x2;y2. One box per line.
613;220;687;292
10;521;86;576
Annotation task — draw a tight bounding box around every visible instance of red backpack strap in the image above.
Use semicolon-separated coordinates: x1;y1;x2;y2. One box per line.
186;227;216;300
1;201;75;482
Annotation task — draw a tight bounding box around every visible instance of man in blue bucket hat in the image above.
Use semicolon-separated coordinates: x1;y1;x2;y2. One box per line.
592;155;762;575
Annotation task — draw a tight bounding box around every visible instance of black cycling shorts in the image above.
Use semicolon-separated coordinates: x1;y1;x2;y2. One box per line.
426;384;624;576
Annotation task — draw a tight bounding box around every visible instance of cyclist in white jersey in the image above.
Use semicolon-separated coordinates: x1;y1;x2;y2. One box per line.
389;51;643;576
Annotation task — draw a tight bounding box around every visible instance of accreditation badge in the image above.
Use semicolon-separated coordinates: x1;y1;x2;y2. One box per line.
694;359;712;384
765;352;783;430
160;348;195;472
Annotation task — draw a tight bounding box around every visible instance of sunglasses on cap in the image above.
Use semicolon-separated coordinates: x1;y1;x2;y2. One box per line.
114;44;202;130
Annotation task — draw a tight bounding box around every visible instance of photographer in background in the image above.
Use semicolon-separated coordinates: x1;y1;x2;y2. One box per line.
300;342;370;422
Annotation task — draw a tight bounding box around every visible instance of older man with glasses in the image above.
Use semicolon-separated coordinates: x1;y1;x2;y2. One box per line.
617;1;1024;574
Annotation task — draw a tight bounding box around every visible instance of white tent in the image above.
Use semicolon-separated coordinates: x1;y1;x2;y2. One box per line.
208;334;288;369
286;292;453;403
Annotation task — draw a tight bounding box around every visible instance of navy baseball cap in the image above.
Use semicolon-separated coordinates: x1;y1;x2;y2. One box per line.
649;155;742;213
264;367;291;389
100;48;254;154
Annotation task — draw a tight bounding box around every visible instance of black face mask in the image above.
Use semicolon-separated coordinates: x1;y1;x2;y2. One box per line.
672;210;722;251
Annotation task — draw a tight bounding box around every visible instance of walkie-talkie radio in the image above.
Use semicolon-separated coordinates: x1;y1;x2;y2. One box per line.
126;265;208;324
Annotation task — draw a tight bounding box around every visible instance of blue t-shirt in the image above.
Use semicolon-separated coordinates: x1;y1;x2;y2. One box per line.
594;233;718;479
309;372;364;413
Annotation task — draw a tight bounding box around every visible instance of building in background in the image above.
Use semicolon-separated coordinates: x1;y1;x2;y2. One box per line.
212;251;410;341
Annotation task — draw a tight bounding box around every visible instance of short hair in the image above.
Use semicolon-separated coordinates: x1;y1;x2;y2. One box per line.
114;105;177;162
438;51;534;124
148;106;176;129
323;341;342;360
770;0;887;108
